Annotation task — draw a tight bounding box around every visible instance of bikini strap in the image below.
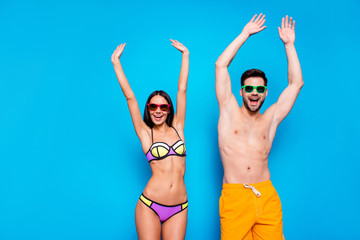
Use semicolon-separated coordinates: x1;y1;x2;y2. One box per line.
171;126;183;141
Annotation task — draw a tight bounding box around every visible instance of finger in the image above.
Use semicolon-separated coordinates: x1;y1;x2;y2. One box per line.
255;13;262;22
278;26;281;35
259;18;266;26
250;14;257;22
289;17;293;28
258;14;265;24
120;44;126;52
281;17;285;29
285;15;288;28
292;20;295;30
260;26;267;31
170;39;175;43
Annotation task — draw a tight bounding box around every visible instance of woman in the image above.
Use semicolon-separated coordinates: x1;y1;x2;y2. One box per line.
111;39;189;240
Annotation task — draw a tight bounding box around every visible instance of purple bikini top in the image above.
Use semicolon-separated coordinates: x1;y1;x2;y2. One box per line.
145;127;186;162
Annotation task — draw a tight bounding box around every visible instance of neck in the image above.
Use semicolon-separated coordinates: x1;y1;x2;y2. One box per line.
152;123;169;133
240;105;261;119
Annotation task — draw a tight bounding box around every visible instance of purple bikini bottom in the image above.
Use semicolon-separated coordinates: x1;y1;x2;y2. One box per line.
139;193;188;223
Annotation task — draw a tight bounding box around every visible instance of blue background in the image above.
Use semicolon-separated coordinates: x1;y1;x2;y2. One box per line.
1;0;359;239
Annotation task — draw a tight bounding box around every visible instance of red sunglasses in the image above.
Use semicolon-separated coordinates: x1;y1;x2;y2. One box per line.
147;103;171;112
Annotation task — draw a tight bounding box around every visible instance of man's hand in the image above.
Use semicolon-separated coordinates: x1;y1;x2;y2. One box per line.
242;13;267;36
278;16;295;45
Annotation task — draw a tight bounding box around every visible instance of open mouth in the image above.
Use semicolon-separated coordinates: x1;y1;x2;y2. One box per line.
249;97;259;106
153;115;164;121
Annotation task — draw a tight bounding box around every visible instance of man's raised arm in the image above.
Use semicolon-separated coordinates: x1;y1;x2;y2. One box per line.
215;13;266;107
267;16;304;125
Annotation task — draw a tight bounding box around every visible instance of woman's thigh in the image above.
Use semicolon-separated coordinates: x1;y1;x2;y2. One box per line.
135;200;161;240
161;208;188;240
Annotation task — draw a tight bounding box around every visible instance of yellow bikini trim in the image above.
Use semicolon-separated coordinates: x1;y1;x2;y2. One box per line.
140;195;152;207
174;145;185;155
157;147;169;157
182;202;188;209
151;148;159;157
150;143;170;158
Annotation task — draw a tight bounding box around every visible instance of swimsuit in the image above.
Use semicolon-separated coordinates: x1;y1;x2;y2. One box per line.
141;126;188;223
219;180;284;240
139;194;188;223
146;126;186;162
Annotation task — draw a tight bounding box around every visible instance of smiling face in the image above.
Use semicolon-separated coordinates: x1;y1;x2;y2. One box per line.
148;95;170;126
240;77;268;113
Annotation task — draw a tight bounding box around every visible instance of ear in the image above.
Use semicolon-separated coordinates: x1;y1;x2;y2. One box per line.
265;89;268;97
240;88;243;97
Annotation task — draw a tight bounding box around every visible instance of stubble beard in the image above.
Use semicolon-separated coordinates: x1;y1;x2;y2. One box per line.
243;98;265;113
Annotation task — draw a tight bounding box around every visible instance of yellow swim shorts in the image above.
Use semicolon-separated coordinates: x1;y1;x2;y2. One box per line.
219;180;284;240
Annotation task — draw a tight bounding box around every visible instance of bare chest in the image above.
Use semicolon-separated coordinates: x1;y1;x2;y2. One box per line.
219;113;271;149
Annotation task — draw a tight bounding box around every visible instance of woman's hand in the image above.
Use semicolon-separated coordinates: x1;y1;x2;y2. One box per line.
111;43;126;65
170;39;189;55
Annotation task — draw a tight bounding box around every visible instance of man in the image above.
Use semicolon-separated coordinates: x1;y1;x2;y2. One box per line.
215;13;303;239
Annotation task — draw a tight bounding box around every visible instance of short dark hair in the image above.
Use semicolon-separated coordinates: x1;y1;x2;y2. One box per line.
143;90;174;128
241;69;268;86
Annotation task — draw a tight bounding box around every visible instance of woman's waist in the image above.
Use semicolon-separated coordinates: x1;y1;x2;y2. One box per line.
143;178;187;204
149;166;186;180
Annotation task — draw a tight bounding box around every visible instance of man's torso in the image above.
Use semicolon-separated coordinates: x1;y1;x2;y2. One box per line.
218;101;277;183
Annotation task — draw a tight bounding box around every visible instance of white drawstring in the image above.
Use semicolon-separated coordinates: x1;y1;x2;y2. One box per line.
243;184;261;197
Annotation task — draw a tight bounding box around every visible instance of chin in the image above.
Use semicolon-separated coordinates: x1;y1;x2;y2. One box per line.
246;99;265;112
249;107;260;112
245;103;261;112
153;122;165;126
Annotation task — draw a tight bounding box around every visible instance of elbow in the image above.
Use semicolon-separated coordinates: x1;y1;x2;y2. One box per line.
125;93;136;101
298;79;304;89
215;60;227;69
178;86;187;93
290;78;304;90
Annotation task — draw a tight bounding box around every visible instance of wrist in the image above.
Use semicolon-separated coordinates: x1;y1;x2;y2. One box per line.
284;41;295;47
240;31;250;39
284;42;295;48
182;52;190;57
112;60;121;67
182;51;189;56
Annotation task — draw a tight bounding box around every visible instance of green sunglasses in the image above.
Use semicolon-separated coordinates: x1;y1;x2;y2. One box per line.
242;85;267;93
